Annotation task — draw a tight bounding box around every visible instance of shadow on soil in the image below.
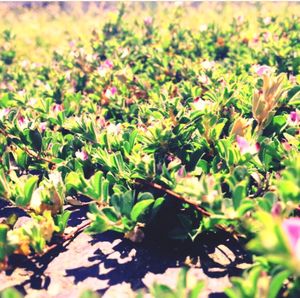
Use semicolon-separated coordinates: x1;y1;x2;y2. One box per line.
1;199;252;297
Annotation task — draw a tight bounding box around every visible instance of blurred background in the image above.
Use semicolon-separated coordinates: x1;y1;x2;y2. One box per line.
0;1;299;63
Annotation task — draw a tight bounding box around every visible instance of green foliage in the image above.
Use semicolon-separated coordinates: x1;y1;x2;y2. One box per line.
0;3;299;297
0;288;23;298
148;267;205;298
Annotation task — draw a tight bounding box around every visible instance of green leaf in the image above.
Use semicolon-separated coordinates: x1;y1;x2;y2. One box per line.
111;190;135;218
14;148;28;169
189;280;205;298
211;118;227;140
65;172;86;192
232;184;246;210
87;121;97;142
0;93;13;108
130;199;155;222
287;85;300;105
247;266;262;296
55;210;71;233
52;158;65;164
79;289;100;298
137;192;154;201
2;151;10;171
101;179;109;202
29;129;42;151
0;288;23;298
176;267;188;294
86;215;108;234
90;171;103;199
129;130;138;152
236;200;254;217
268;270;290;298
151;197;165;220
233;166;248;181
23;176;39;206
0;224;8;260
102;207;119;222
151;284;176;298
196;159;208;174
227;149;236;167
6;214;18;228
0;169;10;197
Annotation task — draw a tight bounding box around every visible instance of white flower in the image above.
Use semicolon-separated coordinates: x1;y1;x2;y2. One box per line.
104;87;117;99
0;108;10;119
28;98;37;106
199;24;208;32
75;150;89;161
107;123;122;135
263;16;272;25
193;97;213;111
201;60;215;71
48;172;63;188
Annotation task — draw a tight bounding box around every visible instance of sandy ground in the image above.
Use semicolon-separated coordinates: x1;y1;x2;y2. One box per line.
0;200;252;298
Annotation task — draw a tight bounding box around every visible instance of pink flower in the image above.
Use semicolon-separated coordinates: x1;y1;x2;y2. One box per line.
252;34;260;44
98;60;114;77
97;117;107;128
263;17;272;25
103;59;113;69
65;71;72;82
282;218;300;261
69;40;76;48
253;64;273;76
0;108;10;119
289;74;297;85
17;116;29;130
105;87;117;99
235;15;245;25
75;150;88;161
177;166;185;178
236;136;260;155
273;34;279;42
137;122;147;133
282;141;292;151
39;122;47;132
17;90;26;96
289;111;300;126
52;104;64;112
7;84;14;91
271;202;282;216
263;31;271;42
144;16;153;26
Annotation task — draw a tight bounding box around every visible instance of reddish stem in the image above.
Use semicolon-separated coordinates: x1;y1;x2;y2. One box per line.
135;178;211;217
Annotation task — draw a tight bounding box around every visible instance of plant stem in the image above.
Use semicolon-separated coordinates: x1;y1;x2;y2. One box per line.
29;219;92;259
135;178;211;217
0;127;56;166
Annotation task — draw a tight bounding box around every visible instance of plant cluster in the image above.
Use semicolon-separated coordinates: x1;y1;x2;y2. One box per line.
0;3;299;297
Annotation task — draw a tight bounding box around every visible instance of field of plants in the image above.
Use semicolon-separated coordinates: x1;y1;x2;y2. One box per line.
0;2;299;297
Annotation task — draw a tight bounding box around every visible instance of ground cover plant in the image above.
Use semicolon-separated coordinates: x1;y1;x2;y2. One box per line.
0;2;299;297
